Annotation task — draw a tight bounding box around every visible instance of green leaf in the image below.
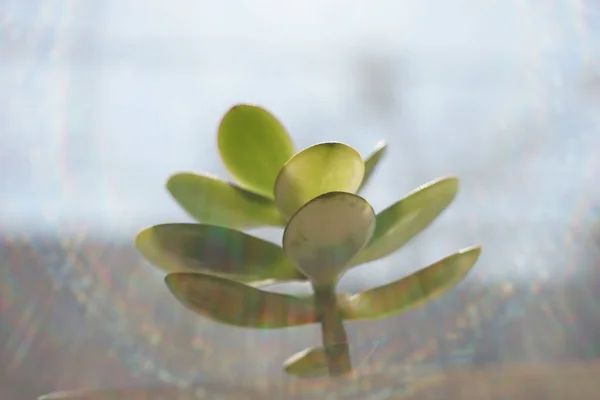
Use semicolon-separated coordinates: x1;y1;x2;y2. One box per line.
351;176;459;266
166;173;285;229
218;104;296;198
358;140;388;193
165;272;318;328
283;347;329;378
282;192;375;287
136;223;305;285
340;246;481;321
274;142;365;220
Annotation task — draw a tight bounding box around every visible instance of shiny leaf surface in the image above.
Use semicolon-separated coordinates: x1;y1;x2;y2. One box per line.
166;173;285;229
218;104;295;198
274;142;364;219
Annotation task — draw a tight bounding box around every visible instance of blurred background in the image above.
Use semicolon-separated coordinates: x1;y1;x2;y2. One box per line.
2;0;600;398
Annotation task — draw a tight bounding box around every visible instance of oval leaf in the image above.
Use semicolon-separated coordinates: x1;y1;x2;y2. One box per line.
166;173;285;229
341;246;481;321
136;223;304;284
165;272;318;328
282;192;375;286
218;104;295;198
351;176;459;266
274;142;365;219
283;347;329;378
358;140;388;193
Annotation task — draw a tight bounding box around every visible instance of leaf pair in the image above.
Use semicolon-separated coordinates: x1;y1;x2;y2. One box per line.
167;104;388;229
137;177;459;286
164;246;481;329
138;191;375;287
154;191;481;330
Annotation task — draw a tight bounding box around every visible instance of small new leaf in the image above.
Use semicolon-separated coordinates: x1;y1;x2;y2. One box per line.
358;140;388;193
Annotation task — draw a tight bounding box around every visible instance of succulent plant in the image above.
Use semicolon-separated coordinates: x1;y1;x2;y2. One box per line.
135;104;482;378
137;105;463;286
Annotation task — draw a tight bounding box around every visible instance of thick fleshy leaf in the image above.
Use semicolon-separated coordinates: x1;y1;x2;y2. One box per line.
358;140;388;193
274;142;365;219
165;272;318;328
136;223;304;284
217;104;295;198
283;192;375;286
283;347;329;378
351;177;459;266
340;246;481;321
166;173;285;229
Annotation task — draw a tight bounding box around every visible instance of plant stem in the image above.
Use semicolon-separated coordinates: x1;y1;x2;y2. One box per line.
313;286;352;376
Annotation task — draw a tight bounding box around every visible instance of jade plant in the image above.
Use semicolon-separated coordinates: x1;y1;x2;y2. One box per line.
135;104;482;378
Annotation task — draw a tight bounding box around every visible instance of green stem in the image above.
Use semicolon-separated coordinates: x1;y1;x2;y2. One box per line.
313;285;352;376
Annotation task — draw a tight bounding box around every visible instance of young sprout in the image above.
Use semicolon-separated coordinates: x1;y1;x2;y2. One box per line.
134;104;483;378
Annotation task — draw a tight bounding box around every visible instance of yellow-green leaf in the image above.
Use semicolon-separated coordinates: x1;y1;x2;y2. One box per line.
136;223;305;285
274;142;365;220
283;347;329;378
351;177;459;266
165;272;318;328
218;104;295;198
341;246;481;321
166;173;285;229
358;140;388;193
282;192;375;287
